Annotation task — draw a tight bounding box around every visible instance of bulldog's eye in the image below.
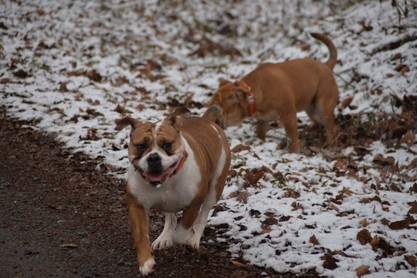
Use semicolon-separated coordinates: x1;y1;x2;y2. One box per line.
136;143;147;152
162;142;172;153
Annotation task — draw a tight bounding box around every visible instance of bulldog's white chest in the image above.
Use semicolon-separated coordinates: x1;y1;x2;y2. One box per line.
127;148;201;212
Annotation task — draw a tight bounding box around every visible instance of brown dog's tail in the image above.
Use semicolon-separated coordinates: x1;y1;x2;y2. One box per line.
203;105;225;129
310;33;337;70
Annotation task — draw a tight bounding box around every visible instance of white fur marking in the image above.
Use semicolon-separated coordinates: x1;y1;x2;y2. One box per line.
139;257;156;276
128;136;201;212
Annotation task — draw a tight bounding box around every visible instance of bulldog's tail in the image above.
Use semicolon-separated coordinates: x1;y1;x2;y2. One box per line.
310;32;337;70
203;105;225;129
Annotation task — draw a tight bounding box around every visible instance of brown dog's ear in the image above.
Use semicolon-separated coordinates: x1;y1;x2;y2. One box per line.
218;78;232;87
166;113;180;131
203;105;225;129
171;106;192;119
115;117;140;131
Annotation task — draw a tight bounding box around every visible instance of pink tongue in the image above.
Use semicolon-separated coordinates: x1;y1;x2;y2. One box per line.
147;173;164;182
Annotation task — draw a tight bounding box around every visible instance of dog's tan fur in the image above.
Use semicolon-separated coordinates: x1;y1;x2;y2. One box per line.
210;33;339;152
116;106;231;276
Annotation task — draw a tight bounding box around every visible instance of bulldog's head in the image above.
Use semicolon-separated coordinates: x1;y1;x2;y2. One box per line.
209;78;250;127
116;115;185;186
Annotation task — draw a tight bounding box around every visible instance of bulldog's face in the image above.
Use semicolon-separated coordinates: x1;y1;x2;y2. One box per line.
116;117;183;186
209;78;247;127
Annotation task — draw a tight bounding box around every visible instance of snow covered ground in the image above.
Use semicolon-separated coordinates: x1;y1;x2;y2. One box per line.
1;0;416;277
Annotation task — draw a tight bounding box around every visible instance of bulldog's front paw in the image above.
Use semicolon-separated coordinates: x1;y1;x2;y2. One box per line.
152;235;173;250
186;237;201;250
139;257;156;276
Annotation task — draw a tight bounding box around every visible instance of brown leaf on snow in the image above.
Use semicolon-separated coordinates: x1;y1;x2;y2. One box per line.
404;255;417;267
229;191;248;204
337;209;355;217
341;96;354;109
59;82;69;92
283;188;300;199
0;78;11;84
357;229;372;245
373;154;395;166
388;216;414;230
400;130;416;145
360;195;390;206
355;265;370;277
394;64;410;74
261;216;278;234
114;104;131;116
231;144;251;153
322;253;338;270
67;69;102;82
111;76;130;87
370;235;395;255
359;218;368;227
408;202;417;214
13;69;30;79
309;234;319;245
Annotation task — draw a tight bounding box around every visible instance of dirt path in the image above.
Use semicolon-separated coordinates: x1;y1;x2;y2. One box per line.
1;110;317;278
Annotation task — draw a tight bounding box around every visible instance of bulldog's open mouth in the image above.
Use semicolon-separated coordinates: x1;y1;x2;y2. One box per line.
136;161;178;186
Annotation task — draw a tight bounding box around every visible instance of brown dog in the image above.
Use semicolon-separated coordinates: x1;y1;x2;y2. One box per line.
115;106;231;276
209;33;339;152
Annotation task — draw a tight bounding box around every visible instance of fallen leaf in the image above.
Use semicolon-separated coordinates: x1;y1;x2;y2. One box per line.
114;104;131;116
230;258;247;267
231;144;251;153
400;130;416;145
60;243;78;249
309;234;319;245
388;216;412;230
404;255;417;267
355;265;370;277
341;96;354;109
371;235;395;255
357;229;372;245
359;218;368;227
394;64;410;73
373;154;395;166
283;188;300;199
13;69;29;78
322;253;338;270
0;78;11;84
408;202;417;214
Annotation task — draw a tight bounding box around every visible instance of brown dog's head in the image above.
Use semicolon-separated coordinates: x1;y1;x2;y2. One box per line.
115;115;185;186
209;78;250;127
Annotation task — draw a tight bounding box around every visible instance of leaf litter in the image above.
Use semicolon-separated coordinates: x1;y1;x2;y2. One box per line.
1;0;416;277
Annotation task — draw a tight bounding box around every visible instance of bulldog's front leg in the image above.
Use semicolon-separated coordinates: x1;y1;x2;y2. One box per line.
126;190;155;276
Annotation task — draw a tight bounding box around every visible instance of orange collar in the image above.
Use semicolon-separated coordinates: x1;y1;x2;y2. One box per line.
169;150;188;177
239;80;255;116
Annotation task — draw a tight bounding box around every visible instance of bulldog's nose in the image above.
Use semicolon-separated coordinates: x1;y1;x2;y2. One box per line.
147;153;162;168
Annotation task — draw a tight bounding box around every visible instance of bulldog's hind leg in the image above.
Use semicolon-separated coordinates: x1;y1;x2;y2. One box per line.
186;147;228;249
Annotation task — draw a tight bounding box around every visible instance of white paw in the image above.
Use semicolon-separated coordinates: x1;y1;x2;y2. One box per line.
186;236;201;250
152;235;173;250
139;257;156;276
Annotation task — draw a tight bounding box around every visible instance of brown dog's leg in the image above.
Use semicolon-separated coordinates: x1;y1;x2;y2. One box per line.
280;113;300;153
256;120;269;140
126;190;155;276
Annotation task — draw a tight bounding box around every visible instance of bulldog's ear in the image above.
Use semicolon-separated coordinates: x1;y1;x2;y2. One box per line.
218;78;232;87
115;117;140;131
